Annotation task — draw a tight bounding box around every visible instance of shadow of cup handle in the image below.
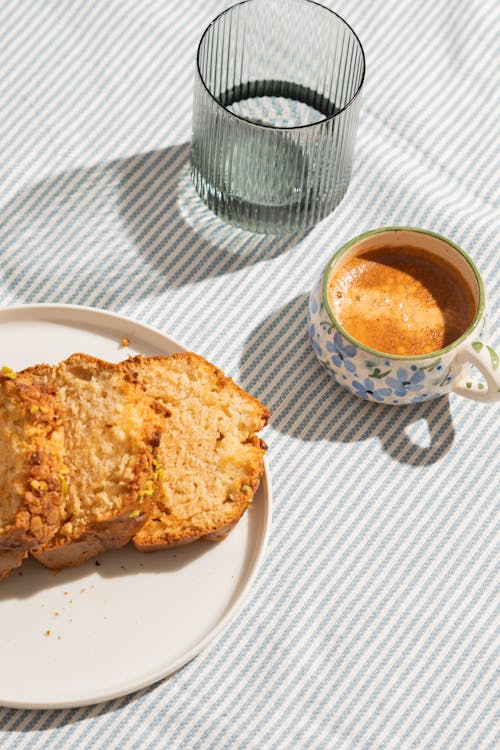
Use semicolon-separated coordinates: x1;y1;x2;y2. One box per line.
378;399;455;466
452;340;500;403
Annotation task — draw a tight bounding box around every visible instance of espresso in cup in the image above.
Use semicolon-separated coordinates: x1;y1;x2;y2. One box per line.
308;227;500;404
327;246;477;356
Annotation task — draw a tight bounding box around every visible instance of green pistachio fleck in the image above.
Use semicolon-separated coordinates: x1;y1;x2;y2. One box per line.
152;458;164;481
137;479;155;502
1;366;16;380
57;474;68;495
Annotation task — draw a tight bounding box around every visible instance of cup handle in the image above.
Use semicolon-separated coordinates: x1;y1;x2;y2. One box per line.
452;340;500;403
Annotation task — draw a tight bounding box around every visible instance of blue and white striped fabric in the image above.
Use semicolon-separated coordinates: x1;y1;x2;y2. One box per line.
0;0;499;747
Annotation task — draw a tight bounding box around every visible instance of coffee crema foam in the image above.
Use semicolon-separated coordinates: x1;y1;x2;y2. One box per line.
328;246;477;356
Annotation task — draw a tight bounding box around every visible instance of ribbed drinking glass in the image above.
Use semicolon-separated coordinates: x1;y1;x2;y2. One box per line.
191;0;365;235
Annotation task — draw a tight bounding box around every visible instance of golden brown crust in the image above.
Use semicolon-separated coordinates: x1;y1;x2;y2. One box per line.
121;353;269;550
0;549;29;581
0;371;64;579
27;354;163;569
31;511;150;568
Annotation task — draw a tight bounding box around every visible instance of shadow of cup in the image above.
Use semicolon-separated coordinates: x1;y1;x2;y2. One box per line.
239;293;455;466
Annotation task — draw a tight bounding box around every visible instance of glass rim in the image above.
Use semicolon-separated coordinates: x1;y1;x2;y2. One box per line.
195;0;366;132
321;226;486;361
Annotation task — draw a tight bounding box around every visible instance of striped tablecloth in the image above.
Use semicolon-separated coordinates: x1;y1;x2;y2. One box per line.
0;1;498;747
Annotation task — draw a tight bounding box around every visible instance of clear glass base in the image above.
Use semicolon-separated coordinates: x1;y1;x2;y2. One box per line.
192;80;350;234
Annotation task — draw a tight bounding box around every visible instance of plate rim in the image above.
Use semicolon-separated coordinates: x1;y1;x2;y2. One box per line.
0;303;272;709
0;302;187;349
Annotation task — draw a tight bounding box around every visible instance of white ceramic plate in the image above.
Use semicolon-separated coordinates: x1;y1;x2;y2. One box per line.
0;304;271;709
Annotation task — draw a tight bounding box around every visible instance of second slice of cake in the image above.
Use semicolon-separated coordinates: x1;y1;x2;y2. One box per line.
122;353;269;549
27;353;164;568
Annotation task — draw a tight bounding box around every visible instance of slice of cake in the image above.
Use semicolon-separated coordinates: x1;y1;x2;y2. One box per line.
122;353;269;549
0;370;64;580
28;353;164;569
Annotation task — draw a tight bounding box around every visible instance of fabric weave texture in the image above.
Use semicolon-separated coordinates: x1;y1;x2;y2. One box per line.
0;1;498;748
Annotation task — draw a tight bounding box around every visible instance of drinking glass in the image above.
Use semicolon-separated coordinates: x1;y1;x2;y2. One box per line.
191;0;365;235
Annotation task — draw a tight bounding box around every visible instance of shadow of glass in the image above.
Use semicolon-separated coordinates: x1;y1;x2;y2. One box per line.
0;144;307;303
239;293;456;466
117;144;310;267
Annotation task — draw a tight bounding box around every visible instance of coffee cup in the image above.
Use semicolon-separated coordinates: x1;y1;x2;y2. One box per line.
308;227;500;404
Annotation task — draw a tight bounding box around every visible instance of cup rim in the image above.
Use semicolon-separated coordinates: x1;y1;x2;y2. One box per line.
195;0;366;132
321;225;486;361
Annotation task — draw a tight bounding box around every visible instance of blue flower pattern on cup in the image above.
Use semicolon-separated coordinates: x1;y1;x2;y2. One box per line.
351;378;392;402
385;367;425;397
326;333;357;373
309;324;323;357
307;272;488;405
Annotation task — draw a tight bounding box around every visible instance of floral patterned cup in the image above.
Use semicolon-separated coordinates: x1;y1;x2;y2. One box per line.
308;227;500;405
